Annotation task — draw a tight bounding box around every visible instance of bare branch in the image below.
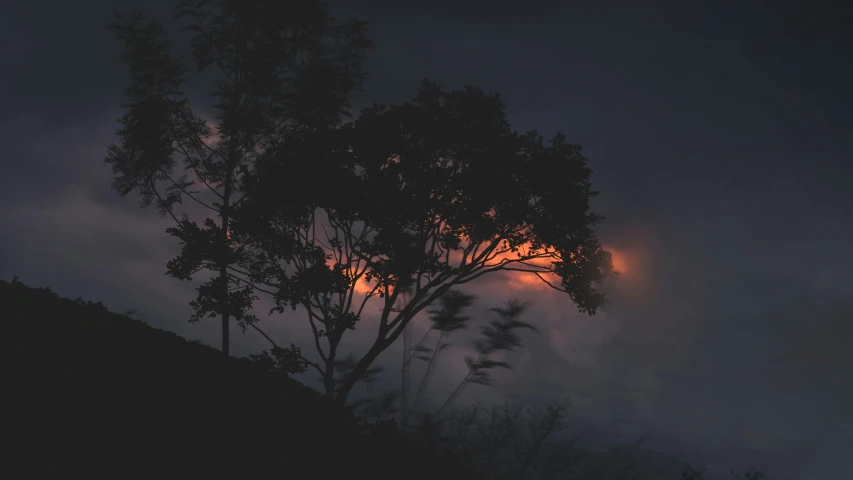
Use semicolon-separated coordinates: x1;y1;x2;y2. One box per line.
150;180;181;225
161;169;218;212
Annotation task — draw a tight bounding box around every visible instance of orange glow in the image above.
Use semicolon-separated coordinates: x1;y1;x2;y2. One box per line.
607;246;628;276
316;235;629;299
489;242;552;267
500;244;627;292
351;276;376;294
325;257;377;295
505;270;553;291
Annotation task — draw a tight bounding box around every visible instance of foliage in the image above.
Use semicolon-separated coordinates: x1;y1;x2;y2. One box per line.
104;0;370;354
433;298;539;417
403;288;478;422
235;80;615;402
249;344;309;376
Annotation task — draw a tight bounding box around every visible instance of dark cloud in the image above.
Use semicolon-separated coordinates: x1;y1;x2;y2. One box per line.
2;1;852;478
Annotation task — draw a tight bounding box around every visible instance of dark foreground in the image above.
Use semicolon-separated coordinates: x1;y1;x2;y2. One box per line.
2;279;474;480
2;279;771;480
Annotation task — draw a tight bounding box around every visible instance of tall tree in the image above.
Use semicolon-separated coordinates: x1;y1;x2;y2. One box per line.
104;0;370;355
235;80;615;403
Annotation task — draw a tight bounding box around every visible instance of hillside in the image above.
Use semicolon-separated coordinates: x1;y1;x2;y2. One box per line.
1;279;474;480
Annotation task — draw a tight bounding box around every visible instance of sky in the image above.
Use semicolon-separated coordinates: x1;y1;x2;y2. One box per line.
2;0;852;478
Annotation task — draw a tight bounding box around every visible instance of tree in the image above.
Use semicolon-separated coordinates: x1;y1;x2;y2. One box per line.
104;0;370;355
235;80;615;403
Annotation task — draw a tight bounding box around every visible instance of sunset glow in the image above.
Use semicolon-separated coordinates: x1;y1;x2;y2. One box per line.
317;235;629;300
608;246;628;276
325;256;377;295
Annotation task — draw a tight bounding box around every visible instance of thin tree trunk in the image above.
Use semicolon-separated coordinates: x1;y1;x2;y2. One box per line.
336;341;385;406
435;353;486;417
406;331;445;423
435;372;469;417
401;321;411;423
323;352;337;400
220;144;234;356
324;331;341;400
336;286;454;405
221;283;230;355
220;205;230;356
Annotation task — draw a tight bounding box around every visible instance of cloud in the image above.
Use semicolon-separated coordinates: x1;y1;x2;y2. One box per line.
7;112;849;473
4;1;853;474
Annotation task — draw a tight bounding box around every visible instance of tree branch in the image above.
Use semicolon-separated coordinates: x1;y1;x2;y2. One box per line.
246;322;324;379
161;169;219;212
150;180;181;225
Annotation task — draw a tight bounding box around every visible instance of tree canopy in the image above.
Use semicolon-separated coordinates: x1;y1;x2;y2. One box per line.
104;0;611;409
105;0;370;355
233;80;614;402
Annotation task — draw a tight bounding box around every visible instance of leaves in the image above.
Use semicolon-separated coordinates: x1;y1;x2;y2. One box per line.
109;1;611;400
427;289;477;333
189;276;259;330
434;298;539;416
240;80;614;332
475;299;539;357
249;344;309;376
106;0;371;355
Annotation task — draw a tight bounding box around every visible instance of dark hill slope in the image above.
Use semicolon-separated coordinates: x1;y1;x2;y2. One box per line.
1;280;474;480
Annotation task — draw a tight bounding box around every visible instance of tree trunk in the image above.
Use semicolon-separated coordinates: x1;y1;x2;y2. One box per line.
335;339;385;405
401;321;411;423
219;254;230;355
220;157;233;356
220;274;230;355
323;352;337;400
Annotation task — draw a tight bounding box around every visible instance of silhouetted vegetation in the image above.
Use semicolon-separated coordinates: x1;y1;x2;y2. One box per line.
104;0;614;409
233;79;615;404
2;279;478;479
52;1;775;478
396;292;540;426
106;0;370;356
4;279;772;479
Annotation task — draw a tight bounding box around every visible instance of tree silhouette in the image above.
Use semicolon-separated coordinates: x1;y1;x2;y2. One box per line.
104;0;370;355
235;80;615;403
